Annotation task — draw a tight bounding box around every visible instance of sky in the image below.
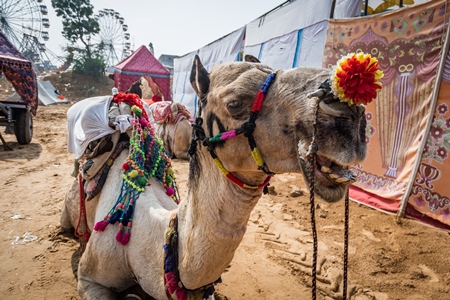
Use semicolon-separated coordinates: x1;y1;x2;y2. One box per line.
45;0;288;65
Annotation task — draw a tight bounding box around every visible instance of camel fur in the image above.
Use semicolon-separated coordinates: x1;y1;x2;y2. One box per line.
62;55;369;299
153;116;191;160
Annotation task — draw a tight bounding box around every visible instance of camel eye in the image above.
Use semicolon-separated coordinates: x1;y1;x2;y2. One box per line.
226;100;242;111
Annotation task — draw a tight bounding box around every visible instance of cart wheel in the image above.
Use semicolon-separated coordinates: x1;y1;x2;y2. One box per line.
14;109;33;144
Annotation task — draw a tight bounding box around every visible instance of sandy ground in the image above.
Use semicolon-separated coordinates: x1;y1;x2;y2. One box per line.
1;104;450;300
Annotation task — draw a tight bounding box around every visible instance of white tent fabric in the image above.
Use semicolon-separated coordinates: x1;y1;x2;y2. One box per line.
172;51;198;118
243;0;361;70
244;0;360;47
334;0;364;18
295;20;328;68
173;27;245;117
199;27;245;71
244;20;328;70
257;30;299;70
245;0;330;47
6;78;69;105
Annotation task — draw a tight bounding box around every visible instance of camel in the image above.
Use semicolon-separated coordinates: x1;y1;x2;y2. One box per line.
125;76;192;160
61;53;380;300
150;101;192;160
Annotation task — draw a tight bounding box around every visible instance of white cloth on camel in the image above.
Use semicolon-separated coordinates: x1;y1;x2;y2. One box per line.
67;95;154;159
67;96;115;159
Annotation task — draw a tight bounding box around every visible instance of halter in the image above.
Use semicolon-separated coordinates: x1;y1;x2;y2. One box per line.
189;72;277;193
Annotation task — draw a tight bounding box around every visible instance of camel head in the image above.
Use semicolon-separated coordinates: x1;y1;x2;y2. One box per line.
125;79;143;98
190;54;382;202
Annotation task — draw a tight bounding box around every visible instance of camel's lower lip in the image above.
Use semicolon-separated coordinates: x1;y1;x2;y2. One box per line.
299;155;355;187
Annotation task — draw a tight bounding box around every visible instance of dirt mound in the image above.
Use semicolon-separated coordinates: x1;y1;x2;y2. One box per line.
42;72;115;102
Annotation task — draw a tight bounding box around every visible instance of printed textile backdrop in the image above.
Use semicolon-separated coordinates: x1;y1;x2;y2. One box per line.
323;0;450;229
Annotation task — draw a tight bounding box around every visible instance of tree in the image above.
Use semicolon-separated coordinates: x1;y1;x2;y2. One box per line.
51;0;105;79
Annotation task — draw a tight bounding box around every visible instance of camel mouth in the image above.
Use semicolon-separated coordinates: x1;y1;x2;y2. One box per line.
298;150;356;202
314;155;356;186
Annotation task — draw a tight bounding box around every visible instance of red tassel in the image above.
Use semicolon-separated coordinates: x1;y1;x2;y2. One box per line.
121;232;131;245
116;230;123;242
175;288;188;300
93;221;108;232
164;272;178;294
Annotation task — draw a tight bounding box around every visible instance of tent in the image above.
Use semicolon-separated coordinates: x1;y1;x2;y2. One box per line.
323;0;450;231
114;45;171;101
0;31;38;116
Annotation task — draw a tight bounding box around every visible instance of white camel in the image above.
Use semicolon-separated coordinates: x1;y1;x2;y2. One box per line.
62;53;381;299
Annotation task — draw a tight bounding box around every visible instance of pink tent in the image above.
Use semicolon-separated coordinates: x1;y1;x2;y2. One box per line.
113;45;171;101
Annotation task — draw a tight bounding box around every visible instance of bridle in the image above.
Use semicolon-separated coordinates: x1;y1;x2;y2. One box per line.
188;72;277;193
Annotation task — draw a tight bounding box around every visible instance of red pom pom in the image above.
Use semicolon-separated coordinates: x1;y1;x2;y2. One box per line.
140;118;148;127
120;232;131;245
166;187;174;196
93;221;108;232
116;230;123;243
122;162;130;171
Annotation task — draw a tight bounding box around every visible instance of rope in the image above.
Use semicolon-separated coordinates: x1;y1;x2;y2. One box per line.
307;96;350;299
343;187;350;299
307;98;320;300
74;173;90;253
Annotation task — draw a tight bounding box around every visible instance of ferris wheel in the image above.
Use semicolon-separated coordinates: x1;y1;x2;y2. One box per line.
92;8;131;67
0;0;51;67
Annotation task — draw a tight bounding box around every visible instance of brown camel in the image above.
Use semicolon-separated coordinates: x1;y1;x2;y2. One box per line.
61;53;378;299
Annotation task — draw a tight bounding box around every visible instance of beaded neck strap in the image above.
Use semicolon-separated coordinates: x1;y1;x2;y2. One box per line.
191;72;276;192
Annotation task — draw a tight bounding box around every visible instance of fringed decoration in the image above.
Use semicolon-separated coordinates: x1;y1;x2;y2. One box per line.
163;213;221;300
93;92;180;245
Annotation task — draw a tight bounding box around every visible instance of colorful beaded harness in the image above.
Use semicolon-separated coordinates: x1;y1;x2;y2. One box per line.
188;72;277;193
93;92;179;245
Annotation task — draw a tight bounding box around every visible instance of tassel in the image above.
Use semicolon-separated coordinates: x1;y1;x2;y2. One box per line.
116;229;123;242
175;288;188;300
121;231;131;245
93;220;108;232
164;272;178;294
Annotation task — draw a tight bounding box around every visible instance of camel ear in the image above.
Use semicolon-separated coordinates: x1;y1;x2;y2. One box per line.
190;55;209;101
244;54;260;63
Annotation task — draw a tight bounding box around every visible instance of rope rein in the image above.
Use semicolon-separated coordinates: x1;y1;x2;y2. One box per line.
307;96;350;300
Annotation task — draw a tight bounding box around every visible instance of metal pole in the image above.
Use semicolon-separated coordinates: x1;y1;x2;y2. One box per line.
330;0;337;19
364;0;369;16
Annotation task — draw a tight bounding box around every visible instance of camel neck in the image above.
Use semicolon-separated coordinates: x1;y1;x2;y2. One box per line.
176;151;265;289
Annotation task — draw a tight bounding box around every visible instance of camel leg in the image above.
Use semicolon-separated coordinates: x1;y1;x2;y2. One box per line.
77;278;118;300
0;132;12;151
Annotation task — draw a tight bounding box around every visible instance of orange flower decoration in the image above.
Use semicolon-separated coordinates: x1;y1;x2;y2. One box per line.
331;52;384;106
